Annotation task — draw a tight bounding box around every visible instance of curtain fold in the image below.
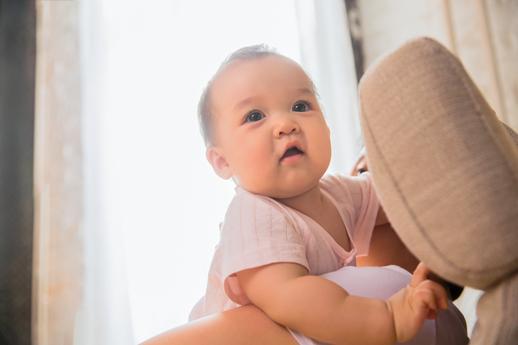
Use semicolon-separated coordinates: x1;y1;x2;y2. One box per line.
295;0;361;173
76;0;135;342
34;1;134;343
34;2;85;344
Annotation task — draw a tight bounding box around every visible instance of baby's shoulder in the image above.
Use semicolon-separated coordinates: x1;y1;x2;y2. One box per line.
226;187;288;217
321;172;372;193
221;188;296;233
321;172;370;186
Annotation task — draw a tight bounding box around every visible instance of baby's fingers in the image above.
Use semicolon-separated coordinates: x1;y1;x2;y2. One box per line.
412;291;438;321
423;280;448;310
414;280;449;317
410;264;449;309
410;263;430;287
415;286;436;310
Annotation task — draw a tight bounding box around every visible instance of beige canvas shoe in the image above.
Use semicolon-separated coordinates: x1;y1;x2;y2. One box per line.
359;37;518;345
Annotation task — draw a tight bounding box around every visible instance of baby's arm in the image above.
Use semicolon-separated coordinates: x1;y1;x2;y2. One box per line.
237;263;394;345
237;262;447;345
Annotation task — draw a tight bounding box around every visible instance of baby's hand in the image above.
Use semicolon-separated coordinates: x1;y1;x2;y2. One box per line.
387;263;448;342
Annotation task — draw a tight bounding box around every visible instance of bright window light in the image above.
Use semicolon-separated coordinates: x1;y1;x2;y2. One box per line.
99;0;301;342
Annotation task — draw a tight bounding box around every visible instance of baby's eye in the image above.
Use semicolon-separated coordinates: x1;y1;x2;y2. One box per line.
244;110;265;123
292;101;310;112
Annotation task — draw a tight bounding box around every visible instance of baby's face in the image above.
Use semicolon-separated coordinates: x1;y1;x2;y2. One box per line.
207;55;331;199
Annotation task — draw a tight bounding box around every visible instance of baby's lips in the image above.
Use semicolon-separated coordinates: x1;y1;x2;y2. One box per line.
280;146;304;161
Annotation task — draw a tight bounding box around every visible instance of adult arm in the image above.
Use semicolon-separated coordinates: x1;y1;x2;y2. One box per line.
351;152;419;272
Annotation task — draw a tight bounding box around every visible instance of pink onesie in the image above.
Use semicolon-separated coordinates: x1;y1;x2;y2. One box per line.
189;173;378;317
189;173;467;345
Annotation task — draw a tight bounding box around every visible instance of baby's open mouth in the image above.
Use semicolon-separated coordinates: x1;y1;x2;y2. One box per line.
280;146;304;161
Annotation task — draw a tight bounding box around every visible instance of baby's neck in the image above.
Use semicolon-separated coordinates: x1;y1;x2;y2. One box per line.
275;185;327;219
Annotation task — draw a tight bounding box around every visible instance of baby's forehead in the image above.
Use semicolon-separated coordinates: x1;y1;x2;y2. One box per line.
222;54;298;71
212;55;314;95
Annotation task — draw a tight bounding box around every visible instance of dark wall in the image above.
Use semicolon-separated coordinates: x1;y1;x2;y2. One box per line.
0;0;36;344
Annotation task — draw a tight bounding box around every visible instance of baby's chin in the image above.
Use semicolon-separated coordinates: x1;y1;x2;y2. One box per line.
236;167;326;199
264;179;323;200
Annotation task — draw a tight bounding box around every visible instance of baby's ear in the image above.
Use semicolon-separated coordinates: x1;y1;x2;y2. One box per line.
206;146;232;180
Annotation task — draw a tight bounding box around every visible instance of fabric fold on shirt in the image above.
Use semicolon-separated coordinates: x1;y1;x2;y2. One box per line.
189;173;380;321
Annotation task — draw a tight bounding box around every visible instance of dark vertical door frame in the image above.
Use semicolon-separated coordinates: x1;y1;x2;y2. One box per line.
0;0;36;344
344;0;365;83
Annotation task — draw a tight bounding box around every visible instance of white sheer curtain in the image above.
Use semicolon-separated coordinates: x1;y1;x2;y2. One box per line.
75;0;134;343
296;0;361;173
70;0;358;343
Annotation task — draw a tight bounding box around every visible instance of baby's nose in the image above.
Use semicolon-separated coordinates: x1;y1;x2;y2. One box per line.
274;119;300;138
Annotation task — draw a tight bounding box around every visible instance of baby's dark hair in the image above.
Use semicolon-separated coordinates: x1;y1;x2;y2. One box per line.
197;44;284;147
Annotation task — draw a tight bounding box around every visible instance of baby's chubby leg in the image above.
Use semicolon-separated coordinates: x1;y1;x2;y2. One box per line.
141;304;297;345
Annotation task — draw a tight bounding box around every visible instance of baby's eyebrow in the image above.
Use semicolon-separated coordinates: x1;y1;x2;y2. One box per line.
296;87;315;96
233;87;315;111
233;96;257;112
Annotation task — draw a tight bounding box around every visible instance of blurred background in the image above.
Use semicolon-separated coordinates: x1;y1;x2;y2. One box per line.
1;0;517;344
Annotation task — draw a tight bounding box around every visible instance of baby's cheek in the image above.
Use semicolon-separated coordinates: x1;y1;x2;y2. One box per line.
238;150;273;180
313;129;331;164
243;148;269;167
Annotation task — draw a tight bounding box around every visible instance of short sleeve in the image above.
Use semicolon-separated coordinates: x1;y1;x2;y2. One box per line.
219;190;309;305
323;172;380;256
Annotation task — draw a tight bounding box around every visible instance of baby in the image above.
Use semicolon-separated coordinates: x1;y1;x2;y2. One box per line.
143;45;468;345
186;44;450;345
